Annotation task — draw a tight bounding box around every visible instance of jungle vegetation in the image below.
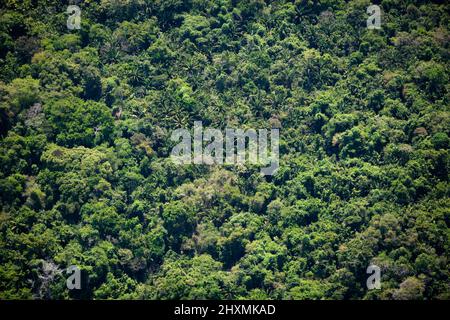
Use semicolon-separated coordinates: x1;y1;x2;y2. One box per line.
0;0;449;300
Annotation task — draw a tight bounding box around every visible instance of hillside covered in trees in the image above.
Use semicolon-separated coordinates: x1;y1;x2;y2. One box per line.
0;0;449;300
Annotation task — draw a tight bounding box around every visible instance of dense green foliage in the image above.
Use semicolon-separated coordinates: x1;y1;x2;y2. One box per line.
0;0;449;300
